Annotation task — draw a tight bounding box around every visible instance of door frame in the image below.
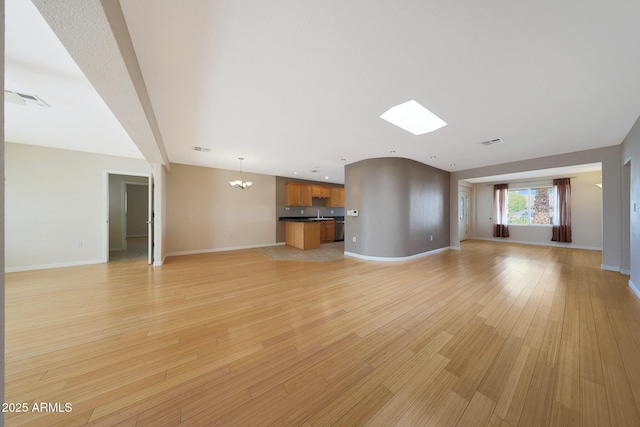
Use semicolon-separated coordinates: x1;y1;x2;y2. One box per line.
458;186;472;242
104;170;153;263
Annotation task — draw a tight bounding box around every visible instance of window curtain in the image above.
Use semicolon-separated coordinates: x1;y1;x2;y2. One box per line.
552;178;572;243
493;184;510;238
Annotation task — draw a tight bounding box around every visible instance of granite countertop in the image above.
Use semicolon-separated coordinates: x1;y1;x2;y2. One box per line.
279;216;343;222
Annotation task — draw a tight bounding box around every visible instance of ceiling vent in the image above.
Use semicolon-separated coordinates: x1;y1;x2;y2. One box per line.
193;146;211;153
4;90;50;107
480;138;503;146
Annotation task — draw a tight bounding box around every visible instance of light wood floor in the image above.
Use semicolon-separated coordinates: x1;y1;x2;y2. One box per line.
5;241;640;426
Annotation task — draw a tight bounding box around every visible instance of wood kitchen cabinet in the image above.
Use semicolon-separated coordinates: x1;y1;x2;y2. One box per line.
285;221;320;250
311;185;331;199
328;188;345;207
285;183;312;206
320;220;336;243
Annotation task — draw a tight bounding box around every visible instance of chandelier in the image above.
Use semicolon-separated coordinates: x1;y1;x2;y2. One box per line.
229;157;252;189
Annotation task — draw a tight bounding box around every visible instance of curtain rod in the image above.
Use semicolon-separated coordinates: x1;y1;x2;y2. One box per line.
484;176;577;186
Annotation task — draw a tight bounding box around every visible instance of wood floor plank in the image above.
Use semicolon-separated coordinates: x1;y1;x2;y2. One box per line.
601;361;640;426
331;383;393;427
580;377;611;427
425;389;468;427
4;241;640;426
554;339;580;411
518;362;556;427
307;347;414;426
456;391;496;427
393;369;459;426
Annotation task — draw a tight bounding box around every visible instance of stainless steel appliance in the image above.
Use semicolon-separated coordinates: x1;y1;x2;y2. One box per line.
335;218;345;241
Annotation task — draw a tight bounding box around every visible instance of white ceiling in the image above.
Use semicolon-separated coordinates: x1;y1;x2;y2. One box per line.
4;0;143;159
6;1;640;184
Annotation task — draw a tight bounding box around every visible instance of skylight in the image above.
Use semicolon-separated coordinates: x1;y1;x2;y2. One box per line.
380;100;446;135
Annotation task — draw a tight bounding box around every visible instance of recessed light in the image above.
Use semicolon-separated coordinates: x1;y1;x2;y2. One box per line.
390;150;396;154
293;171;298;175
325;176;329;180
450;164;456;167
340;158;346;162
380;100;446;135
430;156;437;159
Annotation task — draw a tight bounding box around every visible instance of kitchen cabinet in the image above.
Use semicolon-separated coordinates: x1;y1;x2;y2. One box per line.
312;185;331;199
328;188;345;207
285;183;312;206
320;220;336;243
285;221;320;250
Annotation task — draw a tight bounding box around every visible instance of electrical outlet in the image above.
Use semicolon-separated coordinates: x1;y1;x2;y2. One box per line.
301;210;304;214
352;236;357;243
430;235;433;241
75;241;82;248
330;210;334;214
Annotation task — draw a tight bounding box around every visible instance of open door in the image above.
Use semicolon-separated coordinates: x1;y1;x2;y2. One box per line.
459;188;470;241
148;173;154;265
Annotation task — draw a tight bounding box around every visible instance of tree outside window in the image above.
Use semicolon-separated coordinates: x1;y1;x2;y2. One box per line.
507;187;554;225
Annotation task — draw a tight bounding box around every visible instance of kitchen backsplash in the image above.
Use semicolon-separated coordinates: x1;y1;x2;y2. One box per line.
279;197;345;218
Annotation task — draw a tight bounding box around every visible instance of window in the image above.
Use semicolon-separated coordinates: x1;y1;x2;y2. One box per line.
508;187;555;225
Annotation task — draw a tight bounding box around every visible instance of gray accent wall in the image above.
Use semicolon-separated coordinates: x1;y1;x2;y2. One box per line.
345;157;450;258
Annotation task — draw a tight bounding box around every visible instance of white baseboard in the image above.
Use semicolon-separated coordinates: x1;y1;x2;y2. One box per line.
6;258;104;273
629;279;640;300
472;237;601;251
167;242;285;258
601;264;621;272
620;268;631;275
344;246;450;262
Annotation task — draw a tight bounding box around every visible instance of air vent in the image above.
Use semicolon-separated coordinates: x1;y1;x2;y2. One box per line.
480;138;503;146
4;90;50;107
193;146;211;153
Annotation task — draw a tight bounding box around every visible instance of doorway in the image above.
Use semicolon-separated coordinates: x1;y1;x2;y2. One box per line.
459;187;471;241
106;173;152;263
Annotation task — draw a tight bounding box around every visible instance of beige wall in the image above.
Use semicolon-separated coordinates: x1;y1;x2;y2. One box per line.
472;171;603;249
451;146;622;269
5;142;151;271
166;163;276;255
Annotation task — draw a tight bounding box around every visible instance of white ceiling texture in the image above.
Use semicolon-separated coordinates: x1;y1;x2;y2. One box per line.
6;0;640;183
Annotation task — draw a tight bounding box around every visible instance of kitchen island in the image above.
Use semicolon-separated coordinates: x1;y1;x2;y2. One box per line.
283;218;336;250
285;221;320;250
